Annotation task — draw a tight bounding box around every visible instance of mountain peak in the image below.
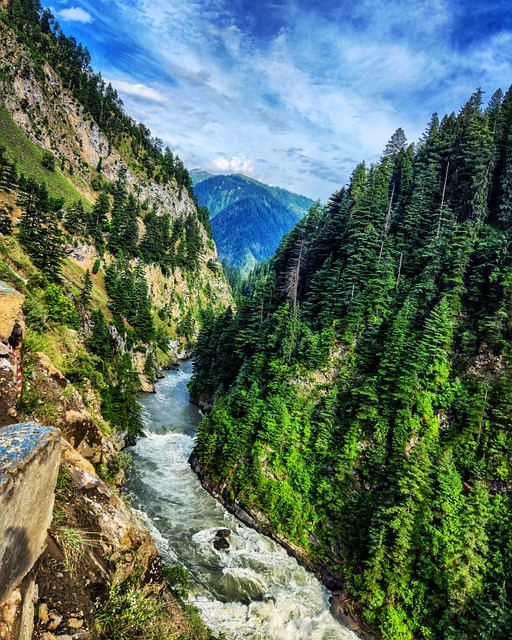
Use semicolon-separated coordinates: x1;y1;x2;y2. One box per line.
192;172;315;274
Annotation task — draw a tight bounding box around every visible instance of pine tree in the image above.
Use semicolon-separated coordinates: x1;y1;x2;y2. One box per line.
80;269;92;307
108;172;128;254
383;127;408;160
88;309;111;359
0;145;17;191
18;181;65;280
0;205;13;235
88;190;110;252
64;199;88;236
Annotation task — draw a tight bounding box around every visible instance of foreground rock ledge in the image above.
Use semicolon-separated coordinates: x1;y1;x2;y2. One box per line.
0;422;61;605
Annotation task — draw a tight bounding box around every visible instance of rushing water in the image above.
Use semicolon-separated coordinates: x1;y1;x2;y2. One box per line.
125;361;358;640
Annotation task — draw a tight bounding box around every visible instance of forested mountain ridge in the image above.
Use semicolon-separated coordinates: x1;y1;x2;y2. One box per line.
191;171;315;273
0;2;229;637
191;170;314;219
190;90;512;639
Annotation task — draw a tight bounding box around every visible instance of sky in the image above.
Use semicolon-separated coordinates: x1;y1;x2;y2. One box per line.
44;0;512;201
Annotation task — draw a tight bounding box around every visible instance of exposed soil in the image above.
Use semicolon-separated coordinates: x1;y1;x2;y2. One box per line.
33;535;102;640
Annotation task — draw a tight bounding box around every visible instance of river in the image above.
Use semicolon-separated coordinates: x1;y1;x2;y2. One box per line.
125;360;359;640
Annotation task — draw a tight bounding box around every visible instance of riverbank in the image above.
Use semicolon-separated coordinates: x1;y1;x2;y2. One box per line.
188;452;380;640
127;362;360;639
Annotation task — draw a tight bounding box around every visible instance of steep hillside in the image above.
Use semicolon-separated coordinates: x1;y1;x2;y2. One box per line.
190;90;512;640
0;15;231;354
0;3;230;638
190;170;214;186
191;171;314;273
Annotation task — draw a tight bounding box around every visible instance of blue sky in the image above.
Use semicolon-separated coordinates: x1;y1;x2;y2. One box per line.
46;0;512;201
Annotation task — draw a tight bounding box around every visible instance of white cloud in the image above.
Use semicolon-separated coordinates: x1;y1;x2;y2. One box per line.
87;0;512;200
107;79;167;104
209;154;256;175
59;7;93;23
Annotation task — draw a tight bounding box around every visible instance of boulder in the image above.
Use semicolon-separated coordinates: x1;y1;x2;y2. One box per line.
213;537;230;551
60;439;160;563
37;354;67;388
57;410;103;464
0;423;61;604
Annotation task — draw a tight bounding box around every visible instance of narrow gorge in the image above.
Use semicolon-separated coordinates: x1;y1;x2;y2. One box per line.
126;361;359;640
2;1;512;640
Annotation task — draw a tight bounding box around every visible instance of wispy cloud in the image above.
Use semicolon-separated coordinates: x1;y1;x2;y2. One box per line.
58;7;93;23
45;0;512;200
107;79;167;104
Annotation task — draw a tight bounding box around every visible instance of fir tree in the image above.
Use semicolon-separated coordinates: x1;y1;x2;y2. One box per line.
18;181;65;280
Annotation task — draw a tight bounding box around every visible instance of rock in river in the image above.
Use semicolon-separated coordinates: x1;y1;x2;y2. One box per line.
213;537;230;551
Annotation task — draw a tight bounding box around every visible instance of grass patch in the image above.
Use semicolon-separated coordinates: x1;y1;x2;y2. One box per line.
0;258;27;289
95;571;225;640
56;467;72;490
22;326;59;363
54;525;98;573
61;254;111;317
0;235;37;289
0;106;90;205
95;576;178;640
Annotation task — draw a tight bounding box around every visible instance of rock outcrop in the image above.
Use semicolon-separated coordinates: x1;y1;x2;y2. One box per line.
0;423;61;640
31;440;191;640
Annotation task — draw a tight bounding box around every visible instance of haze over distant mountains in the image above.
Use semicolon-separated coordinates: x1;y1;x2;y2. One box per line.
191;171;316;273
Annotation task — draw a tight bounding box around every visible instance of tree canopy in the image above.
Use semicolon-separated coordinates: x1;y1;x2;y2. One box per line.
190;89;512;640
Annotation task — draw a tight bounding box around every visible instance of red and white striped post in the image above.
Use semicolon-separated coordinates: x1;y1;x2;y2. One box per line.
17;361;22;398
8;346;22;399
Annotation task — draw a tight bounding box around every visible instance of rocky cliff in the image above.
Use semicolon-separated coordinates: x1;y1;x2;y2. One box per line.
0;17;231;353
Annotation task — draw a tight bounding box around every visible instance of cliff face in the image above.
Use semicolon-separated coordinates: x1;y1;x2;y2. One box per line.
0;20;185;213
0;18;231;342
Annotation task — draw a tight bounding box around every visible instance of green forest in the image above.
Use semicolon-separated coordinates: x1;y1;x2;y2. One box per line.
192;173;314;273
190;89;512;639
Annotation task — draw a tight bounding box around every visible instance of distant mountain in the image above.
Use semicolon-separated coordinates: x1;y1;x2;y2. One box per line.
191;171;315;273
189;170;213;186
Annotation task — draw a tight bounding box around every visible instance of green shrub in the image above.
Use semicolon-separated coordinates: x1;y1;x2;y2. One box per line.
95;576;176;640
44;283;80;329
163;563;189;600
97;452;131;485
22;295;47;330
41;150;56;171
64;347;105;391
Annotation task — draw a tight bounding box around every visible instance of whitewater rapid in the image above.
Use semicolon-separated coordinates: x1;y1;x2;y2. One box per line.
125;361;358;640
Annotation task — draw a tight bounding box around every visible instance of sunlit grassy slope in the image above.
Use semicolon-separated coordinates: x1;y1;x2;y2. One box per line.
0;106;90;205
